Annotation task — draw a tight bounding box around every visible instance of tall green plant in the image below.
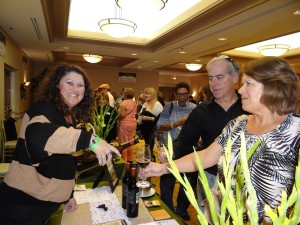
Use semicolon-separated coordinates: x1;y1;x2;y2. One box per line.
91;98;120;140
163;132;300;224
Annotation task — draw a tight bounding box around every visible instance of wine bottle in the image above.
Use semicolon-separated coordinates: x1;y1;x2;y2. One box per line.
117;138;139;151
126;167;139;218
122;162;131;209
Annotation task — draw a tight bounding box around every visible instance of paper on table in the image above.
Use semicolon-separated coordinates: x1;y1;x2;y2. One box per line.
73;186;130;225
149;209;171;220
138;219;180;225
74;186;112;204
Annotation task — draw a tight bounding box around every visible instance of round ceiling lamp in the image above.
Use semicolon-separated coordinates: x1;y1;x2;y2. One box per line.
116;0;168;11
82;54;103;63
258;44;290;56
98;18;137;38
185;63;202;71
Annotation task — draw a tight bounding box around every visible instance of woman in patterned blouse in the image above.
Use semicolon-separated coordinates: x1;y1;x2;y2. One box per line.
141;56;300;224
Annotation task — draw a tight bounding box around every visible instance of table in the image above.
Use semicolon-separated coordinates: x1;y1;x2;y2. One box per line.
61;186;154;225
47;159;184;225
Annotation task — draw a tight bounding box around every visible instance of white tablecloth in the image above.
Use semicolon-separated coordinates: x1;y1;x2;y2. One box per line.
62;185;154;225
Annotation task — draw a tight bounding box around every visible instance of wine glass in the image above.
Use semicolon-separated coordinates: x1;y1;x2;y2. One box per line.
155;131;168;163
136;144;151;188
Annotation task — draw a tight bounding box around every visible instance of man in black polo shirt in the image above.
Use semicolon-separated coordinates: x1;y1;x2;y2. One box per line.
172;55;248;220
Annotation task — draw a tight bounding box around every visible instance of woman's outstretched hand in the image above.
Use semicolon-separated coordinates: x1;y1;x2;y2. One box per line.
139;162;168;179
94;139;121;166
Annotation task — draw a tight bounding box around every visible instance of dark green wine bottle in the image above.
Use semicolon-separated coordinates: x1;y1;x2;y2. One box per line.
122;162;131;209
126;167;139;218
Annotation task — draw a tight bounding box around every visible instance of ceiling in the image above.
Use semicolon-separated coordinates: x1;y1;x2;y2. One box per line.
0;0;300;76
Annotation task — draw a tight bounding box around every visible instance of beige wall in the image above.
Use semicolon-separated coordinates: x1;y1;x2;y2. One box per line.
0;28;33;123
33;62;160;100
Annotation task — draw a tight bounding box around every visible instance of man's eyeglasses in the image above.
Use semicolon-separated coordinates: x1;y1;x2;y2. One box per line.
176;93;188;97
214;55;239;73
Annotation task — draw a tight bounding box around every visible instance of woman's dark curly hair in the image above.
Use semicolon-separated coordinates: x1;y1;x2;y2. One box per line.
34;63;93;122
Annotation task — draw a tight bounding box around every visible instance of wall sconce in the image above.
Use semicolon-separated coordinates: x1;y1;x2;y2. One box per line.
20;81;30;100
22;81;30;89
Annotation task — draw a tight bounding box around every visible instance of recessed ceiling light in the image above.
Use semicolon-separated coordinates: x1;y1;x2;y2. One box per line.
196;59;202;62
179;50;186;54
173;77;177;80
137;66;142;69
218;37;227;41
62;46;70;51
131;53;138;56
293;10;300;15
154;60;159;63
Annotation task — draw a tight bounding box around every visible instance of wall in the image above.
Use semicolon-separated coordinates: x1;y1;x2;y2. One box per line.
33;62;160;101
0;28;33;123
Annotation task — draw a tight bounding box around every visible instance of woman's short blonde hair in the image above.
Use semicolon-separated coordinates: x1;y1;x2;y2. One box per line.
243;56;300;115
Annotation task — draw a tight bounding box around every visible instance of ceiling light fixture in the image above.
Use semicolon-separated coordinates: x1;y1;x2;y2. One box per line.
258;44;290;56
98;3;137;38
185;63;202;71
116;0;168;11
82;54;103;63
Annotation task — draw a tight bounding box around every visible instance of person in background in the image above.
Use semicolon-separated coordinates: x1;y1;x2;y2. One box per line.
0;64;120;225
156;82;196;213
96;91;118;143
97;83;115;107
117;87;137;162
157;91;165;107
3;106;18;141
164;55;246;220
136;91;145;115
141;56;300;224
188;95;196;104
114;88;124;107
199;83;213;104
138;87;163;161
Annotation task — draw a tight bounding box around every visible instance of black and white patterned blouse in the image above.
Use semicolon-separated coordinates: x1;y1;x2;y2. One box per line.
216;113;300;222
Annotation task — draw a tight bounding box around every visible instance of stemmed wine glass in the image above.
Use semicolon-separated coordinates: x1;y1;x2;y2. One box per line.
155;131;168;163
136;144;151;188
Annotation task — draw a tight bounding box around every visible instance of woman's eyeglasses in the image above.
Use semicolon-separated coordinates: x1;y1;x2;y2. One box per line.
176;93;188;97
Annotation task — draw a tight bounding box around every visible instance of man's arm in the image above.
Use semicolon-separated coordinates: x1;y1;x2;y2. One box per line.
157;102;172;131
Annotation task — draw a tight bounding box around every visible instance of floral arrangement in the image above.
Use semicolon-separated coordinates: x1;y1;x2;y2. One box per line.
163;132;300;225
91;98;121;140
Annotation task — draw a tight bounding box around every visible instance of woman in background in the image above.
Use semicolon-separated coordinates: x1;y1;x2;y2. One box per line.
138;87;163;161
96;91;118;143
117;87;137;162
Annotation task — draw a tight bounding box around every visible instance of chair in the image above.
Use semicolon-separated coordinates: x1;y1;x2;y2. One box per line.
0;120;17;163
0;163;10;184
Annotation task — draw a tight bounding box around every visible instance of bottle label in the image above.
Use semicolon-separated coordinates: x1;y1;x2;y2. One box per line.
136;192;139;203
128;190;136;204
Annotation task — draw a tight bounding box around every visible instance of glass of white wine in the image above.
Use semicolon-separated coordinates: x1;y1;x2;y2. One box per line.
136;144;151;188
